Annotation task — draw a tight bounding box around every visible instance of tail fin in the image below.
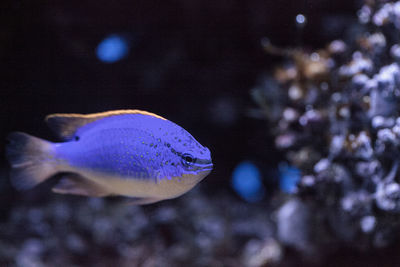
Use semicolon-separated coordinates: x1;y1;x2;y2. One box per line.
6;132;57;190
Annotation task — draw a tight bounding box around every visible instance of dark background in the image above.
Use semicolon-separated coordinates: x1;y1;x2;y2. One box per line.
0;0;358;193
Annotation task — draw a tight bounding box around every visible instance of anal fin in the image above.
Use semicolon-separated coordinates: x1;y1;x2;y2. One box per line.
52;174;110;197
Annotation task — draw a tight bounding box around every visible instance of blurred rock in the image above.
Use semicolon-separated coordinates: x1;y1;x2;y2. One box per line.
252;0;400;261
242;238;283;267
277;199;312;253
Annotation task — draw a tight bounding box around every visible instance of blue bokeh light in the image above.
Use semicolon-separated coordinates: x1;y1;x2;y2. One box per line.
296;14;307;25
231;161;265;202
96;34;129;63
279;163;301;193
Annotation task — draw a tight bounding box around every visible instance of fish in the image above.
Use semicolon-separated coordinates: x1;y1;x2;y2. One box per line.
5;110;213;204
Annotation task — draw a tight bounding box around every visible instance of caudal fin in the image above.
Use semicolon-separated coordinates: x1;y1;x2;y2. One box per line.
6;132;57;190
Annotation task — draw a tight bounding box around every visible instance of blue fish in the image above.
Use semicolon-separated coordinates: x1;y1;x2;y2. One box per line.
6;110;213;204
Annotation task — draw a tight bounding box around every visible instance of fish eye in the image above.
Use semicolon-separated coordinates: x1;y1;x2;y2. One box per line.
182;153;195;166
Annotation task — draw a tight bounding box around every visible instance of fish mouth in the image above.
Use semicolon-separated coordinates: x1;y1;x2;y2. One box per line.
190;162;213;174
201;163;213;172
195;160;213;171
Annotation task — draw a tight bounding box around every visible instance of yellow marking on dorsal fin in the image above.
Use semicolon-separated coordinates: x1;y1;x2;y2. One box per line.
45;109;167;141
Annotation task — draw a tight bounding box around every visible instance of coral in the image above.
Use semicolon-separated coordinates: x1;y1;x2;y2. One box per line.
252;0;400;254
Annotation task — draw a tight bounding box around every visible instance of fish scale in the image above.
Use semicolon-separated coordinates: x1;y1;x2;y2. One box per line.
58;127;162;179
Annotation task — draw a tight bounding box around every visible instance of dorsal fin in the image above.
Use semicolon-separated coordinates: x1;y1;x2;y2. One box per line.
45;109;167;141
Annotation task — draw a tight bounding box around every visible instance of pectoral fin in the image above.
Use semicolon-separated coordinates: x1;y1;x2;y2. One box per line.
52;174;111;197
